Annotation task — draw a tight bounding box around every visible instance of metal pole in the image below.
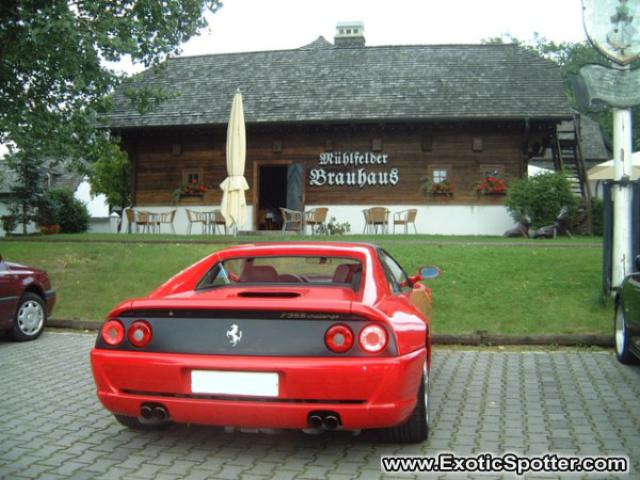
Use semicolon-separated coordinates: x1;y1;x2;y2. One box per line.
611;74;634;289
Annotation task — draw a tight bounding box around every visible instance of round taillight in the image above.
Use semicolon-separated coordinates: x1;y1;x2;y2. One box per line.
325;324;354;353
127;320;153;348
359;324;388;353
102;320;125;346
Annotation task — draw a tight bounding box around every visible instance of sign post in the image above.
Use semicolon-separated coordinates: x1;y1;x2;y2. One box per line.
581;0;640;291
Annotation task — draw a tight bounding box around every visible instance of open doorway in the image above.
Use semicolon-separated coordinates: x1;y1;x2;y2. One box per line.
257;165;288;230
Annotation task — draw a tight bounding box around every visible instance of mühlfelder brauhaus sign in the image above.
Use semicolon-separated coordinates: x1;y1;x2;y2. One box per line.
308;152;399;188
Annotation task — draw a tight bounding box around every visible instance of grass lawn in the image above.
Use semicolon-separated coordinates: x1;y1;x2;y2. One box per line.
0;235;611;335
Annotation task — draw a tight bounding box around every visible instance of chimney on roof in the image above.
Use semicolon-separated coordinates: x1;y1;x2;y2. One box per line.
334;21;365;48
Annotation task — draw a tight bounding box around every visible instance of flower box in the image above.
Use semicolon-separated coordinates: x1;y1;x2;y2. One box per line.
174;180;208;202
476;173;508;196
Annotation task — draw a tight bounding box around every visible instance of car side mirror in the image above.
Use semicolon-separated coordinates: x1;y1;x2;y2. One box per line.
418;265;441;280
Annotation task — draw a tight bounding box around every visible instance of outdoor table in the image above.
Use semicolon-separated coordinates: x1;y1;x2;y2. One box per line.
136;210;161;234
203;210;227;235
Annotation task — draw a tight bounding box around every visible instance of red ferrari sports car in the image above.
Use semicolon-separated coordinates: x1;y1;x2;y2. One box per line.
91;242;439;443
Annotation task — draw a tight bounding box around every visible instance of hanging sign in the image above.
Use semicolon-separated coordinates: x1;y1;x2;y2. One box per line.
582;0;640;65
580;64;640;108
308;152;399;188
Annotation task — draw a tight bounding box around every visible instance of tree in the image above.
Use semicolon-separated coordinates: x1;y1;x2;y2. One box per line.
5;149;48;234
0;0;222;228
89;143;132;230
50;188;90;233
483;34;640;149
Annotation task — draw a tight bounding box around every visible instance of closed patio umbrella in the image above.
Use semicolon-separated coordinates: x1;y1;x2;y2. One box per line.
587;153;640;180
220;91;249;233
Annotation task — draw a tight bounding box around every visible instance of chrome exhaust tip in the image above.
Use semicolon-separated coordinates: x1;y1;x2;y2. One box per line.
140;405;153;420
152;406;168;421
324;415;340;430
308;415;323;429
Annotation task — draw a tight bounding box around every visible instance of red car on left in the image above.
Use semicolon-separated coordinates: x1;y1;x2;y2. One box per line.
0;255;56;341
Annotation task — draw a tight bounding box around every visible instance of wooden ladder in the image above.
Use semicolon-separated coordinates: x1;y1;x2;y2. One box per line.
553;115;593;233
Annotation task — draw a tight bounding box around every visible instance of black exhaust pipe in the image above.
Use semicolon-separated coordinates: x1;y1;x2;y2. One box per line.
140;405;153;420
324;415;340;430
152;406;168;421
308;415;323;429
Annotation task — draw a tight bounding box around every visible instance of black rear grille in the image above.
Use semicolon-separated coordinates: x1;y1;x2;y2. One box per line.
98;310;397;357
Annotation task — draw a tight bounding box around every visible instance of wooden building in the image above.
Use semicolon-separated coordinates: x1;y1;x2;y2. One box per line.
105;24;572;234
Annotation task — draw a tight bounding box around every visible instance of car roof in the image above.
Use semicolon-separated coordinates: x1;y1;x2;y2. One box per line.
216;242;380;257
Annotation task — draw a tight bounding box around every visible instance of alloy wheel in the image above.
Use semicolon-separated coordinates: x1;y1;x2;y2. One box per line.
17;300;44;336
615;305;626;356
424;361;431;425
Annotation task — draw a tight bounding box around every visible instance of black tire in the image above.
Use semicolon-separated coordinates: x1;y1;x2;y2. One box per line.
614;303;639;365
113;414;170;430
381;369;430;443
9;292;46;341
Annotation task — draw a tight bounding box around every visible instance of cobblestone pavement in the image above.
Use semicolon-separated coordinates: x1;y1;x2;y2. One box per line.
1;332;639;480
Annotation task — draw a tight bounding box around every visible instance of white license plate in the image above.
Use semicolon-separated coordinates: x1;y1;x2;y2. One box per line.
191;370;279;397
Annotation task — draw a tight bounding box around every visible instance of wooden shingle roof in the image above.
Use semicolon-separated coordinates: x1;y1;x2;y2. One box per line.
105;39;572;129
579;115;609;162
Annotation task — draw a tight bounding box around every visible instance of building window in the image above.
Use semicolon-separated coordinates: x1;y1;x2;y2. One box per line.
480;164;504;177
432;168;449;184
182;168;203;185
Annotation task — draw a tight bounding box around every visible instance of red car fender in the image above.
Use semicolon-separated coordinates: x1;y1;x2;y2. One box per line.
367;298;427;357
105;300;135;319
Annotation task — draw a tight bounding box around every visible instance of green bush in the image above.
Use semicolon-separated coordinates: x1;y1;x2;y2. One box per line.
327;217;351;235
1;213;18;234
50;189;90;233
506;172;577;228
35;195;61;226
315;217;351;235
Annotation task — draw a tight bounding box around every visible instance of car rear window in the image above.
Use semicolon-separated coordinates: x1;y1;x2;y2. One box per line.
197;256;362;290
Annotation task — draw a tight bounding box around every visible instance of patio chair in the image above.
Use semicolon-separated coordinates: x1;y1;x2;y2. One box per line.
157;209;176;234
124;208;136;234
305;207;329;235
364;207;390;234
209;210;227;235
362;209;371;234
136;210;160;234
393;209;418;234
186;209;208;235
280;207;303;233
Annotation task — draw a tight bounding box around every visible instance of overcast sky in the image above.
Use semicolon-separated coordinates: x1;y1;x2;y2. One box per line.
179;0;588;57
